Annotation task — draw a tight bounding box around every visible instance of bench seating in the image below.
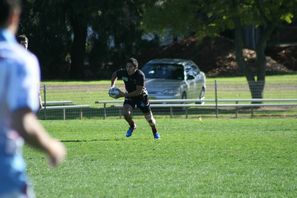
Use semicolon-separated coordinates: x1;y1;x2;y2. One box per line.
42;100;73;106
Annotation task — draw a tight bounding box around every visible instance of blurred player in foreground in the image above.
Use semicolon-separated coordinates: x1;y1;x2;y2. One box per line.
110;58;160;139
0;0;66;197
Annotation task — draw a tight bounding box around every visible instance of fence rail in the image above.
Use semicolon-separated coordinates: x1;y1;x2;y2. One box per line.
37;79;297;119
95;98;297;119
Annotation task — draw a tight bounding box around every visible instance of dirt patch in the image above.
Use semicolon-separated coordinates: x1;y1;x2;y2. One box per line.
266;45;297;71
207;52;292;77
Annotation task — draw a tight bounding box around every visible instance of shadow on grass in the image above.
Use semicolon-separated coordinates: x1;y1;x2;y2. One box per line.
61;138;122;142
60;137;144;142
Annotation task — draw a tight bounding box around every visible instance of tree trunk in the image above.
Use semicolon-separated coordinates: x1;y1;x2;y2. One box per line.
247;25;274;102
232;17;262;100
248;45;266;101
231;0;278;103
242;45;266;102
232;18;271;102
69;16;87;79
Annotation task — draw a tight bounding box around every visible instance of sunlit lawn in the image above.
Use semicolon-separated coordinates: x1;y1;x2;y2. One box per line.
25;118;297;197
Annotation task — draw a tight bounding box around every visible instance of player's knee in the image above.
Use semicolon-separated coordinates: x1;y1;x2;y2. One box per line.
122;110;131;118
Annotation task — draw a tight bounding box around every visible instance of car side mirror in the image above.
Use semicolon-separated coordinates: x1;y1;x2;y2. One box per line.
187;75;195;80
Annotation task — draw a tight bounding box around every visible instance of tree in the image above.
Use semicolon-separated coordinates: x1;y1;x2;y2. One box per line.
20;0;102;79
142;0;297;99
19;0;148;79
56;0;145;79
89;0;148;77
19;0;72;79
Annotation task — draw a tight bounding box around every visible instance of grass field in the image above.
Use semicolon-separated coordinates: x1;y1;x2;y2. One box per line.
25;118;297;197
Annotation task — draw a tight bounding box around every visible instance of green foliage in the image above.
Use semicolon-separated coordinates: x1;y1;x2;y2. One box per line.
142;0;296;37
142;0;297;99
281;13;294;23
18;0;297;79
25;118;297;197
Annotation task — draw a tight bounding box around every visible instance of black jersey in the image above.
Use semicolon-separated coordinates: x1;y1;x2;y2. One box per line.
116;69;148;96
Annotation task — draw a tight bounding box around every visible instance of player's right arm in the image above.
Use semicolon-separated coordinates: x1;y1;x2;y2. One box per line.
110;70;127;98
111;70;118;88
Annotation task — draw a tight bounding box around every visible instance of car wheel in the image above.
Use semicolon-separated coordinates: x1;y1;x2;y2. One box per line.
196;87;205;104
180;92;187;110
182;92;187;100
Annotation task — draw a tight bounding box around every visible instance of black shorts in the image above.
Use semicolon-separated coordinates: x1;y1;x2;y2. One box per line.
124;95;151;113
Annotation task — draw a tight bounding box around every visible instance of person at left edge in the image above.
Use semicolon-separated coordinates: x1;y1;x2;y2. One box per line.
0;0;67;197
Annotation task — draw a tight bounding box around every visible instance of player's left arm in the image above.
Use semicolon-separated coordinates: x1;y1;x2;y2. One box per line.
11;108;66;166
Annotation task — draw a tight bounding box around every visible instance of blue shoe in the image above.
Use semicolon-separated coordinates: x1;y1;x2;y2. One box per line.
153;132;160;140
126;125;136;137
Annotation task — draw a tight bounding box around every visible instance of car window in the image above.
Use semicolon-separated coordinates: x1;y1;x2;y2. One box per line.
142;64;184;80
186;65;200;77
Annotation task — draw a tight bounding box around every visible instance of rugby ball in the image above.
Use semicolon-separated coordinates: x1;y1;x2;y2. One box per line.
108;87;121;98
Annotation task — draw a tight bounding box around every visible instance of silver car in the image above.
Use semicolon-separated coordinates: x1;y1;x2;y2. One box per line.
142;59;206;100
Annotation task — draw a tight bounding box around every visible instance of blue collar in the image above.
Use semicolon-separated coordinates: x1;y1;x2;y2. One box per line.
0;28;17;43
